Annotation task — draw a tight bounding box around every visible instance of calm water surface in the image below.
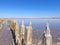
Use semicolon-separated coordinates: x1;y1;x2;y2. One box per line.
0;20;60;45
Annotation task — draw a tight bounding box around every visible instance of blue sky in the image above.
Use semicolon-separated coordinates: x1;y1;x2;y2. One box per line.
0;0;60;18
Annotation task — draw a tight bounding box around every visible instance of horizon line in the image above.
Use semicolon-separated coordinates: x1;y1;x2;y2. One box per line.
0;17;60;20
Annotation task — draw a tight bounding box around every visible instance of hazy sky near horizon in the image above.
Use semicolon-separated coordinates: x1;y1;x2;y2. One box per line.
0;0;60;18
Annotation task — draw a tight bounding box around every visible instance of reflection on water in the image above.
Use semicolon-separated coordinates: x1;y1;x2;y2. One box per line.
0;20;60;45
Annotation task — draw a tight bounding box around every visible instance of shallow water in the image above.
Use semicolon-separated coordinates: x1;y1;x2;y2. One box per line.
0;20;60;45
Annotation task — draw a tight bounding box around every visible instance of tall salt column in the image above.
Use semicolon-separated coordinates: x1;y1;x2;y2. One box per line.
21;20;25;45
13;20;21;45
8;20;16;45
27;22;32;45
45;22;52;45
